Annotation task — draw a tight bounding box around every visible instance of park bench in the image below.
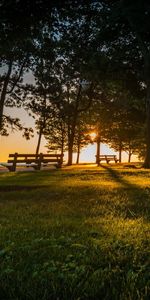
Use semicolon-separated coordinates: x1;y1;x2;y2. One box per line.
96;155;119;164
1;153;63;172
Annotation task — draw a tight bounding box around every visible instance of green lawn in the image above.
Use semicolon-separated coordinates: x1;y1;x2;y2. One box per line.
0;165;150;300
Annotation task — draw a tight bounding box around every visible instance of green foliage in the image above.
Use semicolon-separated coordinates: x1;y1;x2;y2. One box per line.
0;166;149;299
1;0;149;165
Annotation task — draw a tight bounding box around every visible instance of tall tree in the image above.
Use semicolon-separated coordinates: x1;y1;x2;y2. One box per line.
45;110;67;158
0;0;68;134
73;116;91;164
25;48;61;155
90;0;150;166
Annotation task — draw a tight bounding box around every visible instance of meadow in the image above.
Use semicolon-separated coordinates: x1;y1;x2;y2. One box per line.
0;165;149;300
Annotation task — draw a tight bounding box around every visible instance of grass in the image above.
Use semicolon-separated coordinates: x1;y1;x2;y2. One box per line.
0;165;149;300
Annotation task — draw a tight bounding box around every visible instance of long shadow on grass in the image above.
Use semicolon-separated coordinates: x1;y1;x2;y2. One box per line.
0;185;49;192
100;165;150;221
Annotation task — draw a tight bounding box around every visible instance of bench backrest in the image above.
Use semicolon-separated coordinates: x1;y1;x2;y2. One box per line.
9;153;63;158
96;155;118;163
98;155;117;158
8;153;63;164
7;153;64;171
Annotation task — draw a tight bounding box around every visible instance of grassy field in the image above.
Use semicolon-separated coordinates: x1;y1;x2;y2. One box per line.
0;165;150;300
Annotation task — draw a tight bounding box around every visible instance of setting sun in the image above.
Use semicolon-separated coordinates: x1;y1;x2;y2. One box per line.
90;131;97;141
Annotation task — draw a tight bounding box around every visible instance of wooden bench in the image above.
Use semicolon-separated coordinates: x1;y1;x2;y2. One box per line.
96;155;119;164
2;153;63;172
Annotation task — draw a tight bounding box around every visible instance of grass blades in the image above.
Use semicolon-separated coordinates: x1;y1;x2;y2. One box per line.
0;165;149;300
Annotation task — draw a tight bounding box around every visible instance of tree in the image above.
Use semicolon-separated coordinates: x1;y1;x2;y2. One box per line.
89;0;150;167
0;0;69;134
44;107;68;158
0;0;38;131
105;95;145;163
25;50;61;155
73;116;92;164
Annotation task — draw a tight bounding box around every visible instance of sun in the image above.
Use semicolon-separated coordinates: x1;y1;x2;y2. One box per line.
90;132;97;141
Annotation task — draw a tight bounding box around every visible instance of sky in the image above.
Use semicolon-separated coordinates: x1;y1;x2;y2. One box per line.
0;106;137;163
0;70;138;163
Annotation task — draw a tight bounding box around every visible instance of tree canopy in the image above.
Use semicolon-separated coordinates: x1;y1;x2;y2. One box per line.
0;0;149;166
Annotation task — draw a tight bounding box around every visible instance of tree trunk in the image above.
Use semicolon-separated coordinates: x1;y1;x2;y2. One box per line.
76;131;81;164
67;119;76;166
119;142;122;163
61;137;64;158
76;145;80;164
96;137;101;165
67;122;74;166
0;61;12;130
36;126;43;155
36;92;47;155
143;78;150;167
128;151;132;163
67;143;73;165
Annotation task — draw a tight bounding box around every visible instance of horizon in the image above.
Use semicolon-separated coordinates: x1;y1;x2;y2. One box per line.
0;126;138;164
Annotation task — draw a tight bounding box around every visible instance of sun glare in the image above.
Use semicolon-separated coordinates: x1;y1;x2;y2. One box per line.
90;132;97;141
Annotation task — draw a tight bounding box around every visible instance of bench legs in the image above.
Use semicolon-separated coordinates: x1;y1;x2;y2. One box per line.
98;159;117;164
98;160;110;164
32;165;40;170
7;166;16;172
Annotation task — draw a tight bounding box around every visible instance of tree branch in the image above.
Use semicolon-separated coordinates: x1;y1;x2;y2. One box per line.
7;55;29;94
120;0;149;57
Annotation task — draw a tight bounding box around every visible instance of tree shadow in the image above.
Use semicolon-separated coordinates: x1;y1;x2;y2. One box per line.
0;185;48;192
100;164;150;221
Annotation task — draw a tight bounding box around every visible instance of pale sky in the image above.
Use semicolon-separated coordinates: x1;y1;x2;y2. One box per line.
0;71;137;163
0;106;134;163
